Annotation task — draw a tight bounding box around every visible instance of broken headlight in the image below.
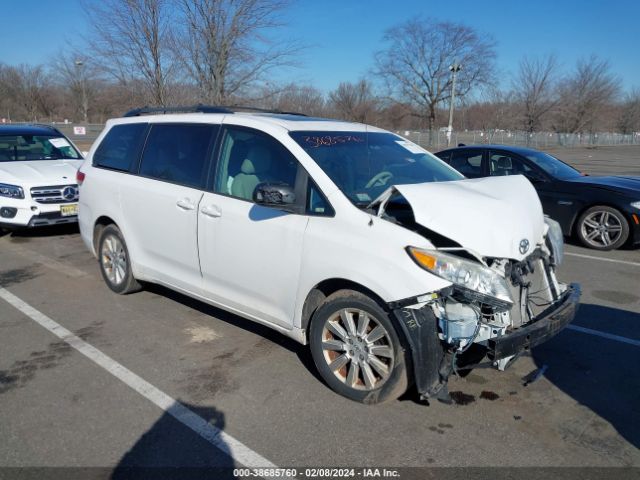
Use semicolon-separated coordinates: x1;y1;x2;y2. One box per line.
544;216;564;266
407;247;513;309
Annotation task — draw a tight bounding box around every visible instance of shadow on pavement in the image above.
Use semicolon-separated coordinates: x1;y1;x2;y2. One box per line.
112;400;238;479
532;303;640;450
3;223;80;239
143;283;324;386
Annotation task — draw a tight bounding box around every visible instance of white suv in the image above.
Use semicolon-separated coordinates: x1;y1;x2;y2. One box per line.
0;125;83;230
78;106;580;404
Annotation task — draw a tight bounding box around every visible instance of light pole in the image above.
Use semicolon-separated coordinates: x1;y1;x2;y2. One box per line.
446;62;462;147
75;60;88;124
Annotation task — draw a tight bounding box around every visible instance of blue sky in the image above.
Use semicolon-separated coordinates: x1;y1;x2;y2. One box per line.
1;0;639;94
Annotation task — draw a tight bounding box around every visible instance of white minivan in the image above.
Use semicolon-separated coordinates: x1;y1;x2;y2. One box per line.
78;106;580;404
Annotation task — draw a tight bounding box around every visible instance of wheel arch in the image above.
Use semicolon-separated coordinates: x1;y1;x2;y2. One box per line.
300;278;390;341
93;215;119;253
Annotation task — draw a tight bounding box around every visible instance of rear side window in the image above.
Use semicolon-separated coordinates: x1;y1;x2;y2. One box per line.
94;123;147;171
449;150;483;178
139;124;216;188
434;151;450;162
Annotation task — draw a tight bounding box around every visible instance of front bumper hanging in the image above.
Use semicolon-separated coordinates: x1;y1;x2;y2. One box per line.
488;283;581;360
391;283;581;401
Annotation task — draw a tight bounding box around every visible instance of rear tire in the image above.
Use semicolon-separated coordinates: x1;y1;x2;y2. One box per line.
309;290;409;404
576;205;629;251
97;224;141;294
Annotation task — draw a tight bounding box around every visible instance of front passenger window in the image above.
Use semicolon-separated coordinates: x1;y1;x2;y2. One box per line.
489;153;532;177
215;127;299;201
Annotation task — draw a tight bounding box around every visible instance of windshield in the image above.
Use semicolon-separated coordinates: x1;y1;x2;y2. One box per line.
524;150;581;180
0;134;82;162
290;131;463;205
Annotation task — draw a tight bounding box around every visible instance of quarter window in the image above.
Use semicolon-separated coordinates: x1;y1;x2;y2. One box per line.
94;123;147;171
449;150;483;178
214;127;299;201
307;181;333;216
139;124;216;188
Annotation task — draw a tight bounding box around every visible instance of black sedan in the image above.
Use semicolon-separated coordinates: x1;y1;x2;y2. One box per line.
434;145;640;250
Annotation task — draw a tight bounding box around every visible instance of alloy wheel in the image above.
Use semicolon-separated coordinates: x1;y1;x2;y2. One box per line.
321;308;395;391
580;210;623;248
101;234;127;285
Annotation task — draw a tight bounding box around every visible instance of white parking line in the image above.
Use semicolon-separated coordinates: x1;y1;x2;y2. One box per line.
567;324;640;347
565;252;640;268
0;286;284;472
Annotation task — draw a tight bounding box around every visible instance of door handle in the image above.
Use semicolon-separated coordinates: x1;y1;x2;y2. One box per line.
176;198;196;211
200;205;222;218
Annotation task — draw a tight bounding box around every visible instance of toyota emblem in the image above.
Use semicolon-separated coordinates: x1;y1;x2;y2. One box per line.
519;239;530;255
62;186;78;201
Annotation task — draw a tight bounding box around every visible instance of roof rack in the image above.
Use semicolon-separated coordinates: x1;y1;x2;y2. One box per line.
27;123;60;131
226;105;307;116
123;104;307;117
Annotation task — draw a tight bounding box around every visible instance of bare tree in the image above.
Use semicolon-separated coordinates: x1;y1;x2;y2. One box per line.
374;17;496;141
513;55;558;134
83;0;175;105
617;88;640;134
464;87;516;134
53;52;102;123
553;56;620;133
174;0;297;104
329;79;377;123
255;83;326;116
4;64;49;121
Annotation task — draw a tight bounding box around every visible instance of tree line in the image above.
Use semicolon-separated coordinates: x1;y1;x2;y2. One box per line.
0;0;638;137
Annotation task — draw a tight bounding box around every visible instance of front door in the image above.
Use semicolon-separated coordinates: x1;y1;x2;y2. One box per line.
197;126;308;329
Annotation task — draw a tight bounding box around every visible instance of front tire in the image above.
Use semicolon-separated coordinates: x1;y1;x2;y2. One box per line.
309;290;410;404
576;205;629;250
98;224;141;294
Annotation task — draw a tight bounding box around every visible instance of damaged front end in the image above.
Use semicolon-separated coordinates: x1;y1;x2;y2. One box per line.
390;237;580;401
372;178;581;401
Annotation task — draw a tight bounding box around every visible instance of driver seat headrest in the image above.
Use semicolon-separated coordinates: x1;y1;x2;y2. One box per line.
240;146;272;175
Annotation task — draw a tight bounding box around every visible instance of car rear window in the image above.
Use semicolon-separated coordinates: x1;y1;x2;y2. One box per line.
93;123;148;171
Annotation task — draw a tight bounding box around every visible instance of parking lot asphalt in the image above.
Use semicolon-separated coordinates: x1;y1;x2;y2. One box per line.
1;146;639;472
1;226;638;471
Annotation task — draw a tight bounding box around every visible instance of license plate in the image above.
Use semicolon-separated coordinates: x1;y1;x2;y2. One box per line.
60;204;78;217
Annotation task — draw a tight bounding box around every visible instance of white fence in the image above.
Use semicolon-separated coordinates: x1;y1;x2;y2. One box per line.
398;130;640;150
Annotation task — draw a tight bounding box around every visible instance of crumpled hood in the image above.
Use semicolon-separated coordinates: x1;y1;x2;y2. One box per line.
0;160;83;186
371;175;545;261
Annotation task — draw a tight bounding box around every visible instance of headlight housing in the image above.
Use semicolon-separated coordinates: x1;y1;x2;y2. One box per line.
631;201;640;210
544;216;564;266
407;247;513;309
0;183;24;199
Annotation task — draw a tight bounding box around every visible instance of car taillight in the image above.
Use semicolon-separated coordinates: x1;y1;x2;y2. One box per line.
76;169;86;185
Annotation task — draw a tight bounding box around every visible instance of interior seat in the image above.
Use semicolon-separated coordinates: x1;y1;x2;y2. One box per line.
231;145;272;200
494;156;512;176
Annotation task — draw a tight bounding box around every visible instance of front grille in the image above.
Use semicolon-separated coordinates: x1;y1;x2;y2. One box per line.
30;184;79;204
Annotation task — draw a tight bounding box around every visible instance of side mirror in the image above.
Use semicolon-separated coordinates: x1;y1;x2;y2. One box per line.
253;182;296;207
